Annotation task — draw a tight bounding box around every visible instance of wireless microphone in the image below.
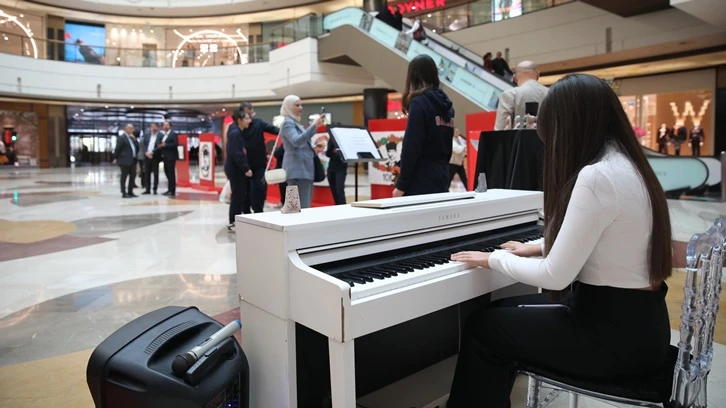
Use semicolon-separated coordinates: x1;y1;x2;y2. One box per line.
171;320;242;376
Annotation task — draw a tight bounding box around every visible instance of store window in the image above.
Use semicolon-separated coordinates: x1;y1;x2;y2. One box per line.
618;89;713;156
165;26;250;67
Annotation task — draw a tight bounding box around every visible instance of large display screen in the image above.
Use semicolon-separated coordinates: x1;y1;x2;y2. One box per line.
65;21;106;64
493;0;523;21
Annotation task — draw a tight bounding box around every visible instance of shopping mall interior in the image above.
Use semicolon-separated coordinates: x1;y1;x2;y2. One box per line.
0;0;725;407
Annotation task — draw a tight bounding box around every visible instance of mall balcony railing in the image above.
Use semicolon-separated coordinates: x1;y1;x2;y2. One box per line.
0;32;271;67
268;13;324;50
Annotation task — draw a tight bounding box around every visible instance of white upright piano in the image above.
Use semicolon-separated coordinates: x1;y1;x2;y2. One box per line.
236;190;543;408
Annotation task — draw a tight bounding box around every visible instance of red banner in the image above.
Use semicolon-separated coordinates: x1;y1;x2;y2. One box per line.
368;119;408;199
465;112;496;191
177;134;191;187
193;133;220;192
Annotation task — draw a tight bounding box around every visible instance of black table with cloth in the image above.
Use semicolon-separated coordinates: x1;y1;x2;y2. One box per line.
474;129;544;192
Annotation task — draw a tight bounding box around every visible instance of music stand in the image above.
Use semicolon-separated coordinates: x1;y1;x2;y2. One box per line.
326;125;385;201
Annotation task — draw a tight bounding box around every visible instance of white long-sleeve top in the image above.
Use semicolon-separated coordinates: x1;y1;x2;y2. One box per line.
405;20;420;36
489;145;653;290
450;135;466;165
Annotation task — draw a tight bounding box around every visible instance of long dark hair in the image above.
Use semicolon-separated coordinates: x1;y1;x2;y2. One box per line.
538;74;672;285
402;54;440;114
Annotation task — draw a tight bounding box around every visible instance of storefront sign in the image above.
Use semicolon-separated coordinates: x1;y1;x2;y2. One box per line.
389;0;446;14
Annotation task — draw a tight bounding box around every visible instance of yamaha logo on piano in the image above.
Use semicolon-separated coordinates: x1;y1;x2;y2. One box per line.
438;212;460;222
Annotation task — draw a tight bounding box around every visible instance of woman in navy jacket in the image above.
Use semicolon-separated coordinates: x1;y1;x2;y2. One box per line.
393;54;456;197
224;110;252;231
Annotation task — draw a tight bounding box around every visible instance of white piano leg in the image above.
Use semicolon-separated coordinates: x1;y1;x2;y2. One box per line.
329;338;356;408
240;301;297;408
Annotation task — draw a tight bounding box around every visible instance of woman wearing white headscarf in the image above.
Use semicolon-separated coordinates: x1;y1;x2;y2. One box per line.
279;95;325;208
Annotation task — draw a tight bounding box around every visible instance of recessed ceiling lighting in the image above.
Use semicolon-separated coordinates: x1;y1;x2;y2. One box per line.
222;108;226;111
412;6;416;9
221;28;225;32
116;57;121;61
130;105;134;109
80;108;85;112
428;14;432;17
105;105;109;109
189;28;193;32
19;14;23;17
432;29;437;32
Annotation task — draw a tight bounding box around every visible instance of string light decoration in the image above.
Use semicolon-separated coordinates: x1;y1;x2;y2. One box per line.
0;10;38;58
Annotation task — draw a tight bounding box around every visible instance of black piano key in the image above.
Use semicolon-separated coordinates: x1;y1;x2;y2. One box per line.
339;274;368;285
388;263;414;272
369;267;397;277
348;271;375;282
420;255;448;264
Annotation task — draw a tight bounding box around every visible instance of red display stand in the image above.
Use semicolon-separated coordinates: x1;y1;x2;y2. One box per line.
368;118;407;200
192;133;221;193
465;112;496;191
177;135;191;188
264;131;282;205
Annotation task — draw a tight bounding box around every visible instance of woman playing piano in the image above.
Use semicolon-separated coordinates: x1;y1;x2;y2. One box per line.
447;73;672;407
392;54;456;198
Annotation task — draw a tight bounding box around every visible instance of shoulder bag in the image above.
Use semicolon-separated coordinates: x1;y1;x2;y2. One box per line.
264;133;287;184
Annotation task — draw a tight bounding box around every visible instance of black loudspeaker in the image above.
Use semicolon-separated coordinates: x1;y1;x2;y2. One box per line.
87;306;249;408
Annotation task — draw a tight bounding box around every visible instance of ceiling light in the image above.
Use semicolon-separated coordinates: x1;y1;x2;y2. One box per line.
222;108;226;112
105;105;109;109
80;109;85;112
189;28;193;32
412;6;416;9
432;29;437;32
428;13;432;17
19;14;23;18
150;29;154;33
221;28;225;32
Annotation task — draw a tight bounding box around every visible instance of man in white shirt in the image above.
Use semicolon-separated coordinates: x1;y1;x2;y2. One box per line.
494;61;549;130
141;122;162;194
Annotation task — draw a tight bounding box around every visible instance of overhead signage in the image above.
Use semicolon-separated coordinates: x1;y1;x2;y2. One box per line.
389;0;446;14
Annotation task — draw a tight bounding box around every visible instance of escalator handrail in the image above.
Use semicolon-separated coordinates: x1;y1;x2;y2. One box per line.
323;7;512;92
401;17;483;69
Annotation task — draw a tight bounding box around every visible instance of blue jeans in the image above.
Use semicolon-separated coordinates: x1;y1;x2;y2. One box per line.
287;178;314;209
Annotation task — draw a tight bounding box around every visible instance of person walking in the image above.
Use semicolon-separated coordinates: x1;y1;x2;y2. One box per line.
224;110;253;231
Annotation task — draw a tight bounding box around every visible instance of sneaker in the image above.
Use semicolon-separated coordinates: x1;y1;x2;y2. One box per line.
227;223;235;232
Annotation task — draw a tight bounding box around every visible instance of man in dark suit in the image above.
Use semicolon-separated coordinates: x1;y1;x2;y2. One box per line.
114;123;139;198
239;101;279;213
158;120;178;196
140;122;162;194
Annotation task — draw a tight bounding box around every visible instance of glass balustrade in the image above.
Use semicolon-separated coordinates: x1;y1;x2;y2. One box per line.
0;32;270;67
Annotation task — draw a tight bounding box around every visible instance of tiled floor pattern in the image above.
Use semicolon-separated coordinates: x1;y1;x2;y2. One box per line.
0;167;724;407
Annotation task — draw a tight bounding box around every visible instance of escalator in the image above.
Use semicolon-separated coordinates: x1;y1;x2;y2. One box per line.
319;8;513;116
641;146;721;197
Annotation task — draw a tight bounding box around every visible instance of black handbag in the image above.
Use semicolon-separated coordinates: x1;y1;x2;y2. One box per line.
313;154;325;182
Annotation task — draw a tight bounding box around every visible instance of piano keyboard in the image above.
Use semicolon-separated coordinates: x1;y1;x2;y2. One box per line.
314;224;543;300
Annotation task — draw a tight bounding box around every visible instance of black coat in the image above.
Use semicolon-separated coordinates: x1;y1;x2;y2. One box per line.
114;134;139;166
325;138;347;173
241;118;279;169
157;131;179;161
225;123;250;177
396;88;455;195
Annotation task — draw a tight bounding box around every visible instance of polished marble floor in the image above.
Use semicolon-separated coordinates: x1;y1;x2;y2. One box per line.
0;166;724;407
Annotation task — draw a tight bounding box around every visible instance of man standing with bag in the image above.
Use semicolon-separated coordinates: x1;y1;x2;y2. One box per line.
238;102;279;213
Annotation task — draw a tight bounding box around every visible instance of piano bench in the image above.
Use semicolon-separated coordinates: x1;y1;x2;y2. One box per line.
519;345;676;407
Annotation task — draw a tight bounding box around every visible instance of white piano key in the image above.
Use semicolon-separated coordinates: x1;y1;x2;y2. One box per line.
351;237;544;301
